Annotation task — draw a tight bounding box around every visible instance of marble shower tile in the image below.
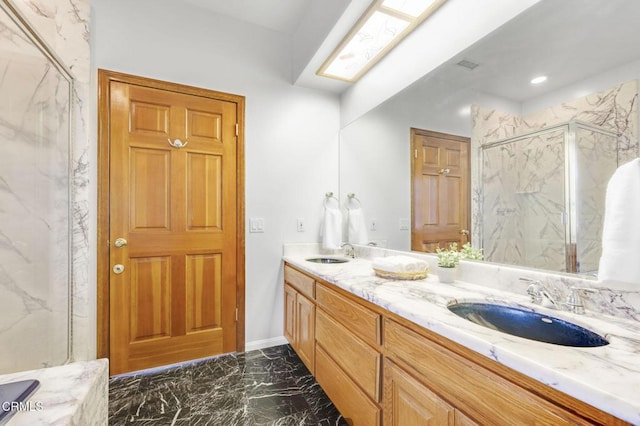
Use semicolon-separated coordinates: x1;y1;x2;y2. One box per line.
4;0;93;369
473;81;638;273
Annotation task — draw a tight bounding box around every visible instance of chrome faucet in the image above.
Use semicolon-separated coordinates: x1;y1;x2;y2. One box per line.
521;278;598;314
565;286;598;314
341;243;356;258
520;278;560;309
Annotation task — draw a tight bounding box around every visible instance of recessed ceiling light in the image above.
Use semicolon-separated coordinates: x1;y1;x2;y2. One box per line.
531;75;548;85
317;0;448;82
458;105;471;116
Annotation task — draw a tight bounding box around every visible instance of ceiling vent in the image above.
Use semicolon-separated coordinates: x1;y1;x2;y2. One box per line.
456;59;480;70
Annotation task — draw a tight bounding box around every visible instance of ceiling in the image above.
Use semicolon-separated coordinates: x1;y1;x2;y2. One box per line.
434;0;640;103
175;0;640;108
179;0;316;35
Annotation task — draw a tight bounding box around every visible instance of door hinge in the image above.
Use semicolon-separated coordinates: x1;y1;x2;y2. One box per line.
235;123;239;137
414;149;418;159
235;308;238;321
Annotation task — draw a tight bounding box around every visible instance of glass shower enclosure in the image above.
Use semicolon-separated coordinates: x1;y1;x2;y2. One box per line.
0;1;73;373
480;121;618;274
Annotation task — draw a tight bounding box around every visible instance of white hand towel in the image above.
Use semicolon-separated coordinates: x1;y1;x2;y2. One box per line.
322;205;343;250
348;207;368;244
372;255;429;273
598;158;640;285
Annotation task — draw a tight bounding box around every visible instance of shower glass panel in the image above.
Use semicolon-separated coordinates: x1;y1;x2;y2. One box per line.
0;2;72;373
573;123;618;275
480;121;619;274
481;127;567;271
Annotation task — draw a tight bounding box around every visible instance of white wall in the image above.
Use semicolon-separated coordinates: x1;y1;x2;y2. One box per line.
91;0;340;347
523;58;640;115
339;77;520;250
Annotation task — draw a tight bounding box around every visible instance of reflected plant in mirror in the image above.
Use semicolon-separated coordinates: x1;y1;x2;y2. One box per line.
338;0;640;286
460;243;483;261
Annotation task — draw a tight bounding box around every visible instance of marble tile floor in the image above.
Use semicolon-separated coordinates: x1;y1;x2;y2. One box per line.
108;344;347;425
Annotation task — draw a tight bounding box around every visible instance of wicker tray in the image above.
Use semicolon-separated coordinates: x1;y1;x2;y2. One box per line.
373;267;429;280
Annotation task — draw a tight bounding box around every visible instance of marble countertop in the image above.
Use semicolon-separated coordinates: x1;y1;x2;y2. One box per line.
0;359;108;425
283;254;640;425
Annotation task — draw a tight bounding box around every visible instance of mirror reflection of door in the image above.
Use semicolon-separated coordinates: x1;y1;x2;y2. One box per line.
411;129;470;252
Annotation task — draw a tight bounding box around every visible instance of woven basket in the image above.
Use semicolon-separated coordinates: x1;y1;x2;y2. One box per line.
373;267;429;280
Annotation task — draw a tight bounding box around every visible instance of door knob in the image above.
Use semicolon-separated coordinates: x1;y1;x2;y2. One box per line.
113;264;125;274
114;238;128;248
460;229;470;236
438;168;451;175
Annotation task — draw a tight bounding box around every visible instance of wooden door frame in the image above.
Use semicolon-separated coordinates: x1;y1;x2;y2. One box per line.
410;128;471;250
96;69;246;359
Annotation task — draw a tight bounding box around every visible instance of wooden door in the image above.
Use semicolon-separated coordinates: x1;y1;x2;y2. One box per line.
384;360;455;425
411;129;470;252
107;78;240;375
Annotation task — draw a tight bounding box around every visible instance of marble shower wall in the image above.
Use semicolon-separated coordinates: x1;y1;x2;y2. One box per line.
0;9;71;372
1;0;91;369
481;128;567;271
575;127;619;274
472;81;639;272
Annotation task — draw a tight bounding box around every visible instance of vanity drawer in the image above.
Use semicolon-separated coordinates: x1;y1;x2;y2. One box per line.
384;319;592;425
284;264;315;299
316;346;381;426
316;282;381;347
316;308;381;401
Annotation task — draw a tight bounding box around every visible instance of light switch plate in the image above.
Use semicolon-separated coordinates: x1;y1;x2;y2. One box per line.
297;218;305;232
250;218;265;233
399;218;409;230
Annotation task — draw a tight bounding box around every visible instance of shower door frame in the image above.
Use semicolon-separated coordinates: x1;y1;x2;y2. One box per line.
479;121;618;273
0;0;75;366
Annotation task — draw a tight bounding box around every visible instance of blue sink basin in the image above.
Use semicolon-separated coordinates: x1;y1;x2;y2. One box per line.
448;302;608;347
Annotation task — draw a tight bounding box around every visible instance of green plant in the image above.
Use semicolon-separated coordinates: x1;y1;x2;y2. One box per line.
436;243;461;268
460;242;484;260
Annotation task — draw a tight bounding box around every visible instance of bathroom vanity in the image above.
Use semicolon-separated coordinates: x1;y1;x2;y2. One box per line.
283;244;639;425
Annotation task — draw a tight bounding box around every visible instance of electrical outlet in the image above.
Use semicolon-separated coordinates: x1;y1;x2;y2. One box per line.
297;218;305;232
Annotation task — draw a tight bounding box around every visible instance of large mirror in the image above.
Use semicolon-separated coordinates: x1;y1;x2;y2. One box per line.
339;0;640;277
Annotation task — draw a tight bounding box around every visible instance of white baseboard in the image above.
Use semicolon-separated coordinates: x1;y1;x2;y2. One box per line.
244;336;288;352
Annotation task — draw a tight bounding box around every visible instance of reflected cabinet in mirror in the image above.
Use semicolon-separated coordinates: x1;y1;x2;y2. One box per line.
338;0;639;279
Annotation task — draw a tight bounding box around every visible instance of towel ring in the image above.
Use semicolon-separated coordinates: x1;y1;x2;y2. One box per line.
347;192;362;210
324;192;339;209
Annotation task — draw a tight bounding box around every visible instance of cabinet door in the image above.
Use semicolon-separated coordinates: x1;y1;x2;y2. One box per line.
455;410;479;426
296;293;315;373
316;308;380;401
316;346;381;426
384;360;455;426
385;319;591;425
284;284;297;346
